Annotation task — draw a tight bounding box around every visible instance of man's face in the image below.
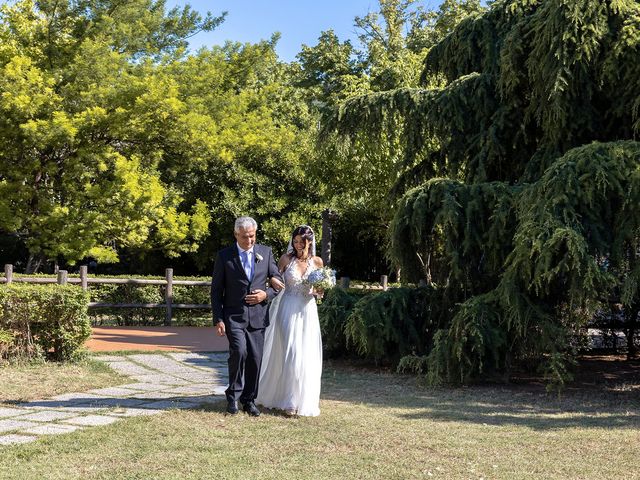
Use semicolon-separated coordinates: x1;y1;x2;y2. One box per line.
235;227;256;251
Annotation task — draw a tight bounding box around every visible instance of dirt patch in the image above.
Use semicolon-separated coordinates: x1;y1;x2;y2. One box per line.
85;326;229;352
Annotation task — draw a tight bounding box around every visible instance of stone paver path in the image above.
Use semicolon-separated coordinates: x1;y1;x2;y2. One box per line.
0;352;229;447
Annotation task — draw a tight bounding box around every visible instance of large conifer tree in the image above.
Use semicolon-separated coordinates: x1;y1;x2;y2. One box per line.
327;0;640;386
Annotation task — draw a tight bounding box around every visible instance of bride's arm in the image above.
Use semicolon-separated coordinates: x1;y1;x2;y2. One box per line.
269;254;289;291
311;256;326;298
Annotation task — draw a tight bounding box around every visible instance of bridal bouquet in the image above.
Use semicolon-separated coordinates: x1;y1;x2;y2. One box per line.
303;267;337;294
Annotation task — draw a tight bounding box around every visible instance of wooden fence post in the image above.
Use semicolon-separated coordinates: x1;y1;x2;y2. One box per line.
80;265;88;291
165;268;173;326
340;277;350;289
57;270;68;285
381;275;388;291
4;264;13;284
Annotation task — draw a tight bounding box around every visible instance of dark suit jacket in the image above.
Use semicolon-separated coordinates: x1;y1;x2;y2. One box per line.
211;244;281;329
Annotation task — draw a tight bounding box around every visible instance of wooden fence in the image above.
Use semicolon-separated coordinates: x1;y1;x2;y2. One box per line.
0;264;393;326
0;264;210;326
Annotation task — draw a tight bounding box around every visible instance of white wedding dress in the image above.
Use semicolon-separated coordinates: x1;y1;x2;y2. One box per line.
257;257;322;416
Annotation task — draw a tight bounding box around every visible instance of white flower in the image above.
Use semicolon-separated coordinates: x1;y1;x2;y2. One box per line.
255;253;264;263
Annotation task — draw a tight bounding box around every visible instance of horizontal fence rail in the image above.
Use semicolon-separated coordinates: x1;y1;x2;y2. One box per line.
0;264;211;326
1;264;392;326
86;303;211;308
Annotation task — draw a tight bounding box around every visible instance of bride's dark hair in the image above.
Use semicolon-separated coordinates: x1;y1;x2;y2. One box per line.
288;225;314;259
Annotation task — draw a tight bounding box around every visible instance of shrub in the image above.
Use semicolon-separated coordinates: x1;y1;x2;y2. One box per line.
0;284;91;361
345;286;444;364
319;285;448;365
318;288;368;356
0;273;213;326
0;328;16;359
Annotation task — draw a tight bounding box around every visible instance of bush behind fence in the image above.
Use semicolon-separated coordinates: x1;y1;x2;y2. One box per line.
87;277;211;326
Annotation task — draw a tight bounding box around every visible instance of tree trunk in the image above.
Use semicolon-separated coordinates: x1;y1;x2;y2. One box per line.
628;326;636;359
321;209;338;266
625;305;639;360
25;253;44;274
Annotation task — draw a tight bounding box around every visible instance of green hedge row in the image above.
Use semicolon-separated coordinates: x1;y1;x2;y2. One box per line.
0;273;213;327
0;273;398;328
0;284;91;361
318;285;448;366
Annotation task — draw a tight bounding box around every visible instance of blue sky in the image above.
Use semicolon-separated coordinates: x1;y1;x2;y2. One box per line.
166;0;438;62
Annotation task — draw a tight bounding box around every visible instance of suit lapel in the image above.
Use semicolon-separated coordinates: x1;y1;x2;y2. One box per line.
232;249;250;283
253;245;263;281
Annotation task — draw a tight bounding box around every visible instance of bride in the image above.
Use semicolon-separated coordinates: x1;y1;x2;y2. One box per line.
256;225;323;417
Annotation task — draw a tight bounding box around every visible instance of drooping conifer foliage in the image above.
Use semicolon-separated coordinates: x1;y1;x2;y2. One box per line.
326;0;640;386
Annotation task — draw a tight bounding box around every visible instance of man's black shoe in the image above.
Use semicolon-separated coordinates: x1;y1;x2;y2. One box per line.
242;401;261;417
226;400;239;415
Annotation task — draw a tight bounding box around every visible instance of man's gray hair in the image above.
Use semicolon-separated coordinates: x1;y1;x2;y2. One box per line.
234;216;258;232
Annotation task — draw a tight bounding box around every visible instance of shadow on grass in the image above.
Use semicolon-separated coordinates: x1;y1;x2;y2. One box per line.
320;360;640;432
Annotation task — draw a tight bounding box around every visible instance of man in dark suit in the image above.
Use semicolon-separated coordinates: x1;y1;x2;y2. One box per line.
211;216;282;416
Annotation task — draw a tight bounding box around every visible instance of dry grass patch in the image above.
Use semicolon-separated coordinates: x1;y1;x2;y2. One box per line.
0;357;128;402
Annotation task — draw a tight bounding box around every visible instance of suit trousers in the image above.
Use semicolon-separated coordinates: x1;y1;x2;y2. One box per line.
225;322;265;404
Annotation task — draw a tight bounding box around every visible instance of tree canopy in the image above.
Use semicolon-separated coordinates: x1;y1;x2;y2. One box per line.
0;0;320;272
0;0;226;270
3;0;639;386
298;0;483;279
326;0;640;385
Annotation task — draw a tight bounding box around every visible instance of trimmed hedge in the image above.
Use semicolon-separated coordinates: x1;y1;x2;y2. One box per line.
0;273;212;326
0;284;91;361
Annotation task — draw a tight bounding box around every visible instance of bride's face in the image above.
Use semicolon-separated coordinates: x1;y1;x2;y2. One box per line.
292;235;310;257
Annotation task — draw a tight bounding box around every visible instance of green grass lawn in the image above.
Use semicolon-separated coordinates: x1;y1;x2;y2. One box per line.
0;358;638;479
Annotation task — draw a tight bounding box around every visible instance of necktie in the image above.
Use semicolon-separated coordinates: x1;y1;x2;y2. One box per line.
242;250;252;280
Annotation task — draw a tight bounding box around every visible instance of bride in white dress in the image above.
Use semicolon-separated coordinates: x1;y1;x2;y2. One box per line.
256;225;323;417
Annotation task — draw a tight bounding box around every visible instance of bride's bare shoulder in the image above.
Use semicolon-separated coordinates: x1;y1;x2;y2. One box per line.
312;256;324;267
278;254;290;270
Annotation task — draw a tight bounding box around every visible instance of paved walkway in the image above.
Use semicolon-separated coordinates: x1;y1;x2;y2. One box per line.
0;352;229;446
86;327;229;352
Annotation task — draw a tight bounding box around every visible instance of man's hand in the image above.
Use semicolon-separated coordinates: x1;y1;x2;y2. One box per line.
216;321;226;337
245;289;267;305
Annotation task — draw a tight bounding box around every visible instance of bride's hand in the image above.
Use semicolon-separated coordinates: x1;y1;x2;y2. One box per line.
270;277;285;291
313;287;324;299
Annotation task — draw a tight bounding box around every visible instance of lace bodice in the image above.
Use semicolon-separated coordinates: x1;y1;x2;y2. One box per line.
282;257;319;297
